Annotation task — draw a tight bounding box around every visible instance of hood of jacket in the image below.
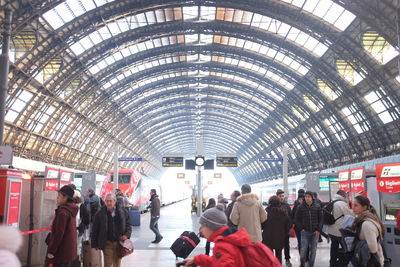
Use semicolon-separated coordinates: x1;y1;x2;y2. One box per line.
59;202;79;218
333;194;346;202
212;226;251;247
0;226;22;253
236;193;259;206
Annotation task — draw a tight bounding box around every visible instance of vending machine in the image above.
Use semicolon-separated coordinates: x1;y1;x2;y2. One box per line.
0;168;30;227
375;163;400;267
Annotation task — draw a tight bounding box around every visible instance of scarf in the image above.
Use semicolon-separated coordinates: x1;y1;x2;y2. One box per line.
353;210;384;237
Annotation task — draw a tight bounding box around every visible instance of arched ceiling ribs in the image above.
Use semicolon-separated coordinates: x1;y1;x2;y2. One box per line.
142;111;256;139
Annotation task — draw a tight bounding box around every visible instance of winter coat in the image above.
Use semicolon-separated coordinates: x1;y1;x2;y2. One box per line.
281;202;292;226
0;225;22;267
91;205;132;250
327;194;354;237
47;202;79;264
230;193;268;242
194;226;251;267
295;201;323;233
262;205;291;250
292;199;302;231
225;200;236;227
150;194;161;217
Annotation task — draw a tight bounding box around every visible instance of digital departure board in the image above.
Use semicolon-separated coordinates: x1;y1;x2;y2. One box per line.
162;157;184;167
216;157;238;167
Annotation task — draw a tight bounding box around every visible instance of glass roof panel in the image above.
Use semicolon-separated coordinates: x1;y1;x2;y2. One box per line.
281;0;356;31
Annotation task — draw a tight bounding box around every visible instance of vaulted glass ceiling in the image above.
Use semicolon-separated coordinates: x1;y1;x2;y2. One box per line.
4;0;400;183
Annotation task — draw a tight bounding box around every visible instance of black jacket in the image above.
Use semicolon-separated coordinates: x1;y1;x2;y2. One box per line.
281;202;292;226
295;202;323;233
225;200;237;227
91;205;132;249
150;194;161;217
262;206;291;250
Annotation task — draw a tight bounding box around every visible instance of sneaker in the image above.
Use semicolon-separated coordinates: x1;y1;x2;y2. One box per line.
285;259;292;267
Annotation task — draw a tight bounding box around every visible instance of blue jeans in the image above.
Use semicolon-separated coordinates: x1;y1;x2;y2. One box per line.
300;231;318;267
150;216;162;240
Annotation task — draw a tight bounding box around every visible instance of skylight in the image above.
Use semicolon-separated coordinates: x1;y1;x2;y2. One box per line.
281;0;356;31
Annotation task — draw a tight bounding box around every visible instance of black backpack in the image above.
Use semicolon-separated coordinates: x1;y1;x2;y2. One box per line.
322;200;343;225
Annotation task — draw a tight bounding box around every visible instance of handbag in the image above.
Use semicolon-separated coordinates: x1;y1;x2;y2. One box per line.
117;239;134;258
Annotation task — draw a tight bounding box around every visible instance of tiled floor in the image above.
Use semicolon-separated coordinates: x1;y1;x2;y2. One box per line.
121;199;331;267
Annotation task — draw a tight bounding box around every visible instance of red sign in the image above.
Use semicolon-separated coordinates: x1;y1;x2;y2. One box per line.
60;170;72;181
7;181;21;225
45;179;59;191
376;163;400;193
350;167;365;194
338;170;350;192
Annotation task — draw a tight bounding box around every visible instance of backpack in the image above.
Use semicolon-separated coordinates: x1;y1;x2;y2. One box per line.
241;242;282;267
322;200;343;225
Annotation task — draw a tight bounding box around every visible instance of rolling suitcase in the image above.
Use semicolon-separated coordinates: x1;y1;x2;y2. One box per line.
130;208;141;226
170;231;200;259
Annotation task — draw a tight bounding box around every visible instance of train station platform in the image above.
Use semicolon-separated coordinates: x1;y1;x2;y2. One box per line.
121;199;331;267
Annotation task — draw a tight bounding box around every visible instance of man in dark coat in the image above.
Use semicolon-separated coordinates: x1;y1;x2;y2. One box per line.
276;189;293;267
295;191;323;267
225;190;240;228
149;189;163;243
262;195;291;264
91;193;131;267
46;185;79;266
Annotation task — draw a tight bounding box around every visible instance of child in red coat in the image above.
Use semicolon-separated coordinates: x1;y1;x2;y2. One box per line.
184;204;252;267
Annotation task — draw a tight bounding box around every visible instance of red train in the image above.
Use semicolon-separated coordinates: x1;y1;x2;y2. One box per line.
100;169;161;211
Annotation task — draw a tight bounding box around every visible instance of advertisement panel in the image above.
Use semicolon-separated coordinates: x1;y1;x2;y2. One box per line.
350;167;365;194
338;170;350;192
7;181;21;226
60;170;73;187
376;163;400;193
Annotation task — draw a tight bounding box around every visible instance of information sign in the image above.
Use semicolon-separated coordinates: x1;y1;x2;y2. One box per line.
376;163;400;193
319;174;338;191
118;157;143;162
259;158;283;162
177;173;185;179
7;181;21;226
162;157;184;167
338;170;350;192
350;167;365;194
216;157;238;167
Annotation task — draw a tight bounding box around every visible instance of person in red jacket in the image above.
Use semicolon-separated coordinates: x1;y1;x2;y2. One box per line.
184;203;252;267
46;185;79;266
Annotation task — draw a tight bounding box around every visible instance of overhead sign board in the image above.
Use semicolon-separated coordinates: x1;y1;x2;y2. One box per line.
259;158;283;162
118;157;143;162
162;157;184;167
376;163;400;193
216;157;238;167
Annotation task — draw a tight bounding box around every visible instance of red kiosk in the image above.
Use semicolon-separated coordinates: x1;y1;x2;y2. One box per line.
0;169;30;226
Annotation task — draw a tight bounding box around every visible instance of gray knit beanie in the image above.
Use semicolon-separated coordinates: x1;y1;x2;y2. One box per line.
199;203;227;231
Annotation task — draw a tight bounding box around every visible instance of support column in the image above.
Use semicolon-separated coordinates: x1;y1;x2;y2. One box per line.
197;166;202;217
113;145;119;191
282;146;293;196
0;5;12;145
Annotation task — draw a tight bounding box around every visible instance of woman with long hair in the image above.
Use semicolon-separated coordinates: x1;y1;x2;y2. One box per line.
352;195;385;267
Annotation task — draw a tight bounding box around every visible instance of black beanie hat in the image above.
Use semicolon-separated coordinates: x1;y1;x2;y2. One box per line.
58;185;74;199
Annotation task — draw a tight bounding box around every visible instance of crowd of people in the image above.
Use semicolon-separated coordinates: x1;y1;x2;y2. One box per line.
0;182;397;267
183;184;393;267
